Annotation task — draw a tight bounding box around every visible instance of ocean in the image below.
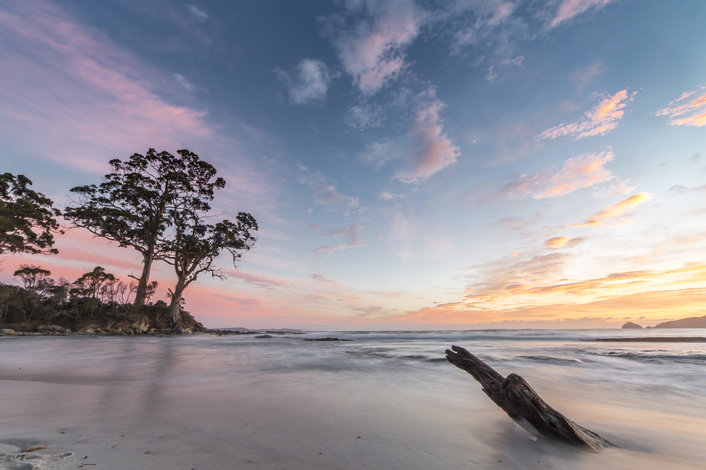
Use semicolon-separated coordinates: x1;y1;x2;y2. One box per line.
1;329;705;469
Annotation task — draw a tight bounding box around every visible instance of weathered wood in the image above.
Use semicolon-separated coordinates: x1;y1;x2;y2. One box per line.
446;345;612;452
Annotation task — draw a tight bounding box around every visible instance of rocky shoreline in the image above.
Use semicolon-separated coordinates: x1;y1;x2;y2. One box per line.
0;324;304;337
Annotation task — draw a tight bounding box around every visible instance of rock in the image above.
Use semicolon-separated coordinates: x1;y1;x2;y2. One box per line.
255;334;273;339
37;324;63;333
303;337;352;342
654;315;706;328
621;321;643;329
1;328;18;335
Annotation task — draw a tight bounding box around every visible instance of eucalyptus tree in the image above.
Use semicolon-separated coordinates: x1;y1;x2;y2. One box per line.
165;212;257;325
0;173;61;255
13;265;52;291
72;266;116;299
64;149;216;311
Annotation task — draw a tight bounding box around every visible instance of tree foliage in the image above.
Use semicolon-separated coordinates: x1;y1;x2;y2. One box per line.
0;266;185;330
64;149;222;311
72;266;116;299
13;265;52;291
5;148;257;330
166;212;257;324
0;173;61;255
156;149;257;325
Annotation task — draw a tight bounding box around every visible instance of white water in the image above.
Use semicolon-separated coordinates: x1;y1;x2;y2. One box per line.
1;330;705;469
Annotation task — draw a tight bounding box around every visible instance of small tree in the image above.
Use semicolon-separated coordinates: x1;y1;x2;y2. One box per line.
72;266;116;299
165;212;257;325
13;265;51;291
0;173;61;255
11;265;53;323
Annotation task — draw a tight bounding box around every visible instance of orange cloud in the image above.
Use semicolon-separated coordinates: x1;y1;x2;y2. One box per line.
544;236;583;249
501;150;616;199
534;150;615;198
538;90;635;140
384;262;706;328
574;192;652;227
656;87;706;127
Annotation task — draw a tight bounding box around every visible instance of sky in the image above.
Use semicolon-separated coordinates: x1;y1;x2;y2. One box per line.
1;0;706;329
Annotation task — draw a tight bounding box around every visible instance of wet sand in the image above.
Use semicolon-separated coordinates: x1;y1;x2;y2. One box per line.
1;334;705;469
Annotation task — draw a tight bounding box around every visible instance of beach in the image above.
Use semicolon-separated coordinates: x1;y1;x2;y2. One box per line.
1;330;705;469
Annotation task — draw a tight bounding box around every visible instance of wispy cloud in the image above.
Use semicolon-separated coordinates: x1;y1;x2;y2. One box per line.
225;270;290;290
348;103;384;129
503;150;616;199
538;89;635;140
309;273;342;285
574;192;652;227
397;89;460;183
549;0;614;29
545;236;583;249
569;61;602;92
0;1;214;171
274;59;335;105
656;86;706;127
298;165;360;213
464;252;570;304
379;191;405;200
486;55;524;82
173;73;194;90
358;141;399;170
670;184;706;194
329;0;423;95
184;4;208;22
447;0;518;55
386;260;706;328
314;225;365;255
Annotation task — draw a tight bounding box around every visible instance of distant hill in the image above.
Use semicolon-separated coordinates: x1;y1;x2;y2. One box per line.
621;321;643;329
653;315;706;329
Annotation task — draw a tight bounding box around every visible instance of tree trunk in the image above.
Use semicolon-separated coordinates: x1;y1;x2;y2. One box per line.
132;250;154;312
168;279;186;326
445;345;612;452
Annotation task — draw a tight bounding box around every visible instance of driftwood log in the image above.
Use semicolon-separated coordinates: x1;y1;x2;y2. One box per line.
445;345;612;452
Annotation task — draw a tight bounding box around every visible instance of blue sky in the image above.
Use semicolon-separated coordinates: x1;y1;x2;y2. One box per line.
1;0;706;329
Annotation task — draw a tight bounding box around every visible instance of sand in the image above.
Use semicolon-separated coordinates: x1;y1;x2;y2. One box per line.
2;334;706;469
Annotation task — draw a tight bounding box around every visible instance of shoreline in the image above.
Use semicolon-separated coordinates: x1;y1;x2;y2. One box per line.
0;326;303;337
593;337;706;342
3;326;706;341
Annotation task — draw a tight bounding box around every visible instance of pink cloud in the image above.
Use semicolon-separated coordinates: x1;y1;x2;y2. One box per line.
538;90;635;140
503;150;616;199
313;225;365;256
223;270;291;290
574;192;652;227
534;150;615;198
397;93;460;183
334;0;422;94
549;0;614;29
656;87;706;127
0;2;218;172
298;165;360;213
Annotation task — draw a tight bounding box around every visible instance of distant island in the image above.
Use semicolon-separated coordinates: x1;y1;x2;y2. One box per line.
622;315;706;329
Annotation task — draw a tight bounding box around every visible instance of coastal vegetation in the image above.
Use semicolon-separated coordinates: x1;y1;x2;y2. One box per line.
0;149;256;334
0;172;61;255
